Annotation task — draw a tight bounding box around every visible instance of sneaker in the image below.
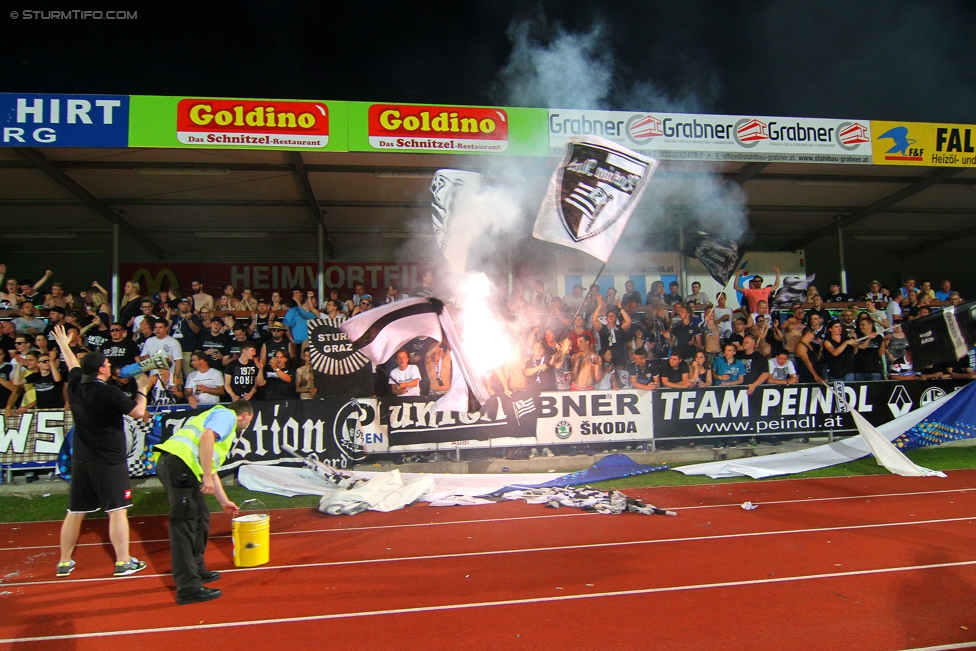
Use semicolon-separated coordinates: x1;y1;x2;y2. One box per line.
728;439;739;448
747;437;759;447
56;560;75;577
529;447;539;458
770;436;783;446
712;441;725;450
541;447;554;457
114;557;147;577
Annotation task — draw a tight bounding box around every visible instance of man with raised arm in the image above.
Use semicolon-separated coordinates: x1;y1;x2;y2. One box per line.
53;324;152;579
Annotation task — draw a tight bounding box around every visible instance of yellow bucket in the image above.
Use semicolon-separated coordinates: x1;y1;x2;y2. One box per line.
232;501;270;567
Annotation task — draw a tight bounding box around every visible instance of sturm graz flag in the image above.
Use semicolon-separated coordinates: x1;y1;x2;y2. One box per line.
308;317;374;398
533;136;657;262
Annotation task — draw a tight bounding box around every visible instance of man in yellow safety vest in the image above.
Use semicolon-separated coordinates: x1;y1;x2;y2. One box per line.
153;401;254;605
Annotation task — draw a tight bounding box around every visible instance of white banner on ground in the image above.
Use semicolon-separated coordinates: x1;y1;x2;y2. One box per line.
674;390;956;479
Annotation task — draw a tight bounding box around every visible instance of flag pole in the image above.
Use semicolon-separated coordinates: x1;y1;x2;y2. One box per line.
553;261;608;356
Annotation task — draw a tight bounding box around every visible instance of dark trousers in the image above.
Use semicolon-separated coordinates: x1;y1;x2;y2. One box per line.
156;452;210;595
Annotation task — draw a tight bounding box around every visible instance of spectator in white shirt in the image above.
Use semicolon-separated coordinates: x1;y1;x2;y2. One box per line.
389;349;421;396
183;352;225;408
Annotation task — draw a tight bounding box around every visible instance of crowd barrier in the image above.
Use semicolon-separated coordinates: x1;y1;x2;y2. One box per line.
1;379;968;481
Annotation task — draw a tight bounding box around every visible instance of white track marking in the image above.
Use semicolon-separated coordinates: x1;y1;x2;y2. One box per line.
3;559;976;644
4;485;976;553
4;514;975;589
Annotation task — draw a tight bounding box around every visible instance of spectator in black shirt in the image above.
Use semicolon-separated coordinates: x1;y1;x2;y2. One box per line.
804;294;830;327
670;303;703;361
523;341;556;392
53;324;152;579
625;348;659;390
224;340;265;402
663;281;683;306
824;282;851;303
14;351;64;410
660;351;692;389
197;318;232;371
100;322;140;371
735;333;770;395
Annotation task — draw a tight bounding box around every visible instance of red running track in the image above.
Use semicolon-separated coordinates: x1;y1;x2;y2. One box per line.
3;471;976;650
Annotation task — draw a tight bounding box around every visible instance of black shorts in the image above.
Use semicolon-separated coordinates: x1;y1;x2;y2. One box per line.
68;459;133;513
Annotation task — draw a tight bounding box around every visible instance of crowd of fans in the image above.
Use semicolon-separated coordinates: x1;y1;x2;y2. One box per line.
488;271;974;402
1;262;973;420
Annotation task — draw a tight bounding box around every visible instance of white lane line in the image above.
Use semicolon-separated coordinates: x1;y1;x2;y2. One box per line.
0;513;593;552
5;485;975;553
900;644;976;650
4;558;976;644
4;514;975;589
674;487;976;511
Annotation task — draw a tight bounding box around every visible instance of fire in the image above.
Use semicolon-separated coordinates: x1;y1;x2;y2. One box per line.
455;273;521;377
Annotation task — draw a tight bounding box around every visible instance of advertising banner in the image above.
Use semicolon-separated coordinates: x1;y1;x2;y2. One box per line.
652;380;967;440
128;95;348;151
547;109;872;164
119;261;433;297
1;93;128;147
535;390;652;445
872;120;976;167
348;101;549;156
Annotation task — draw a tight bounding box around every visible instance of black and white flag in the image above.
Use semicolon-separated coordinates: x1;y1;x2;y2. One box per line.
339;297;490;412
683;232;745;287
533;137;657;262
903;299;976;370
430;169;483;276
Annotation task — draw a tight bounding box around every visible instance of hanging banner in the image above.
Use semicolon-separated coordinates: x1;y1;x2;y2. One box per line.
0;409;68;467
548;109;872;163
652;380;968;440
158;398;384;470
119;261;434;297
534;390;652;445
0;93;129;147
128;95;348;151
381;394;540;446
308;318;374;398
872;120;976;167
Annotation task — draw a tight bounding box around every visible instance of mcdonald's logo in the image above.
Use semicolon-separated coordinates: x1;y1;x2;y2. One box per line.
130;268;182;294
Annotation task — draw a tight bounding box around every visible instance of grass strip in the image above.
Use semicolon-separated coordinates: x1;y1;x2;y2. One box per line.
2;446;975;524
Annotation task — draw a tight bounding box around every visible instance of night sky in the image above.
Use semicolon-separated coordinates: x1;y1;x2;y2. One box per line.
2;1;974;123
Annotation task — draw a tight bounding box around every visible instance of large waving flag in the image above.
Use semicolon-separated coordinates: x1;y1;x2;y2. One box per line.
683;231;745;287
533;136;657;261
902;299;976;370
339;297;490;413
430;169;483;276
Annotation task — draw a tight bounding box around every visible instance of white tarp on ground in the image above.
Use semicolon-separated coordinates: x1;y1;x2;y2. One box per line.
319;469;437;514
237;463;555;501
674;390;956;479
850;408;945;478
